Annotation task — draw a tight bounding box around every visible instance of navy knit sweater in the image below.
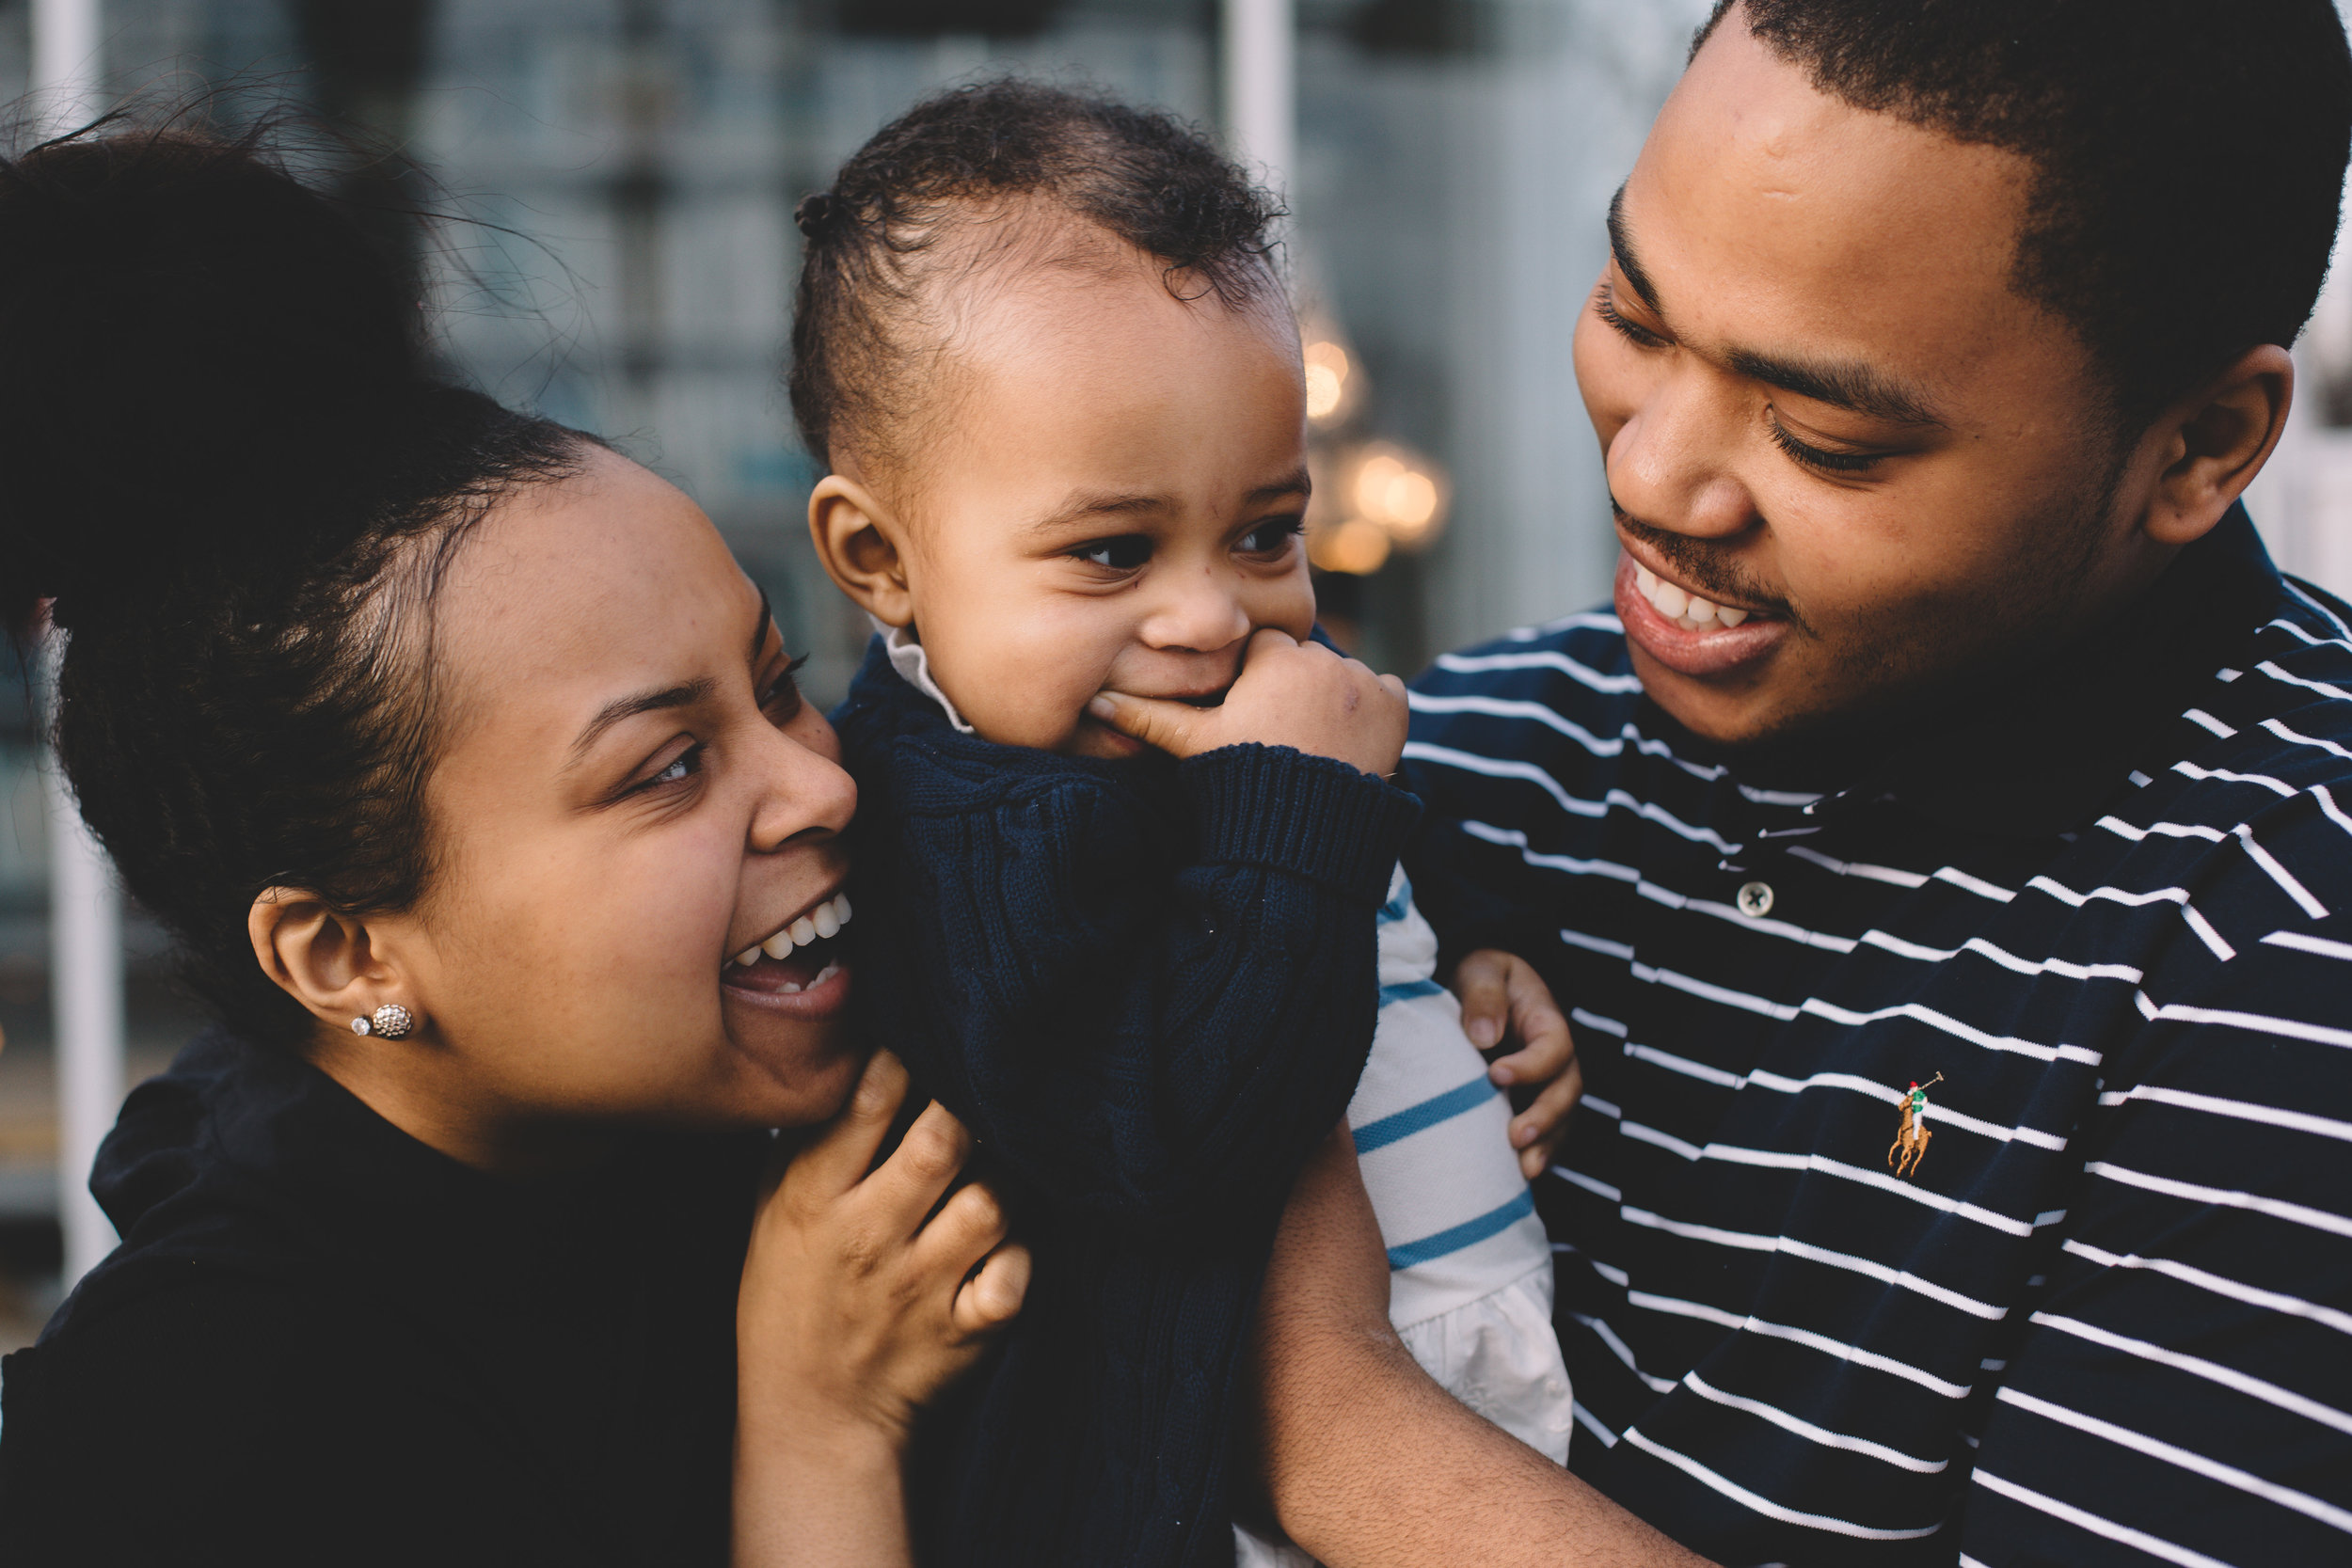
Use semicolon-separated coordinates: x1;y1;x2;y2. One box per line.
832;636;1420;1568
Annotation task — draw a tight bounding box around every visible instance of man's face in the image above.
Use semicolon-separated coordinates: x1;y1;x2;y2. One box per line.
1576;16;2142;746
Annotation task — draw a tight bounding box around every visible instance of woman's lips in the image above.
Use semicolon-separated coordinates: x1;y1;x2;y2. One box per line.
1613;554;1789;678
724;953;851;1020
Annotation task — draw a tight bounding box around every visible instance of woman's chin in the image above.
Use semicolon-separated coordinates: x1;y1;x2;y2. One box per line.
722;964;865;1116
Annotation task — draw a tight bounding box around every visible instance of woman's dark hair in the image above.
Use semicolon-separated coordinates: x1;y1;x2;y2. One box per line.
1695;0;2352;425
788;79;1284;475
0;119;591;1044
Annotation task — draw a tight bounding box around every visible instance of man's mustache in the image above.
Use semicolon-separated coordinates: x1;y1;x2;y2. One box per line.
1611;496;1804;630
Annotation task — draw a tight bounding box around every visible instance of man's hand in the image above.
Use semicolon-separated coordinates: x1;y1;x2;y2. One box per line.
1453;948;1582;1180
1087;627;1408;778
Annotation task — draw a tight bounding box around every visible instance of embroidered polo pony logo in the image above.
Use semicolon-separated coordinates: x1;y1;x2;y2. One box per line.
1888;1073;1944;1178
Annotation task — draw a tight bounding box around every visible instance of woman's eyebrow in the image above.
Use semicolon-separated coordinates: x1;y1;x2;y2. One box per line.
569;677;716;767
749;581;773;664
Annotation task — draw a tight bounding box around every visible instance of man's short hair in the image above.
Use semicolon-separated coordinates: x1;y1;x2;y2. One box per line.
1696;0;2352;424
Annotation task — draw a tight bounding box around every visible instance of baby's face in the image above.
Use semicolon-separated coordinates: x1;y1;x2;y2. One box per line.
893;256;1315;758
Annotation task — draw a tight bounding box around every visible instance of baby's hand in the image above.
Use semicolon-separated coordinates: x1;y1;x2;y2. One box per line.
1453;949;1582;1180
1086;628;1408;778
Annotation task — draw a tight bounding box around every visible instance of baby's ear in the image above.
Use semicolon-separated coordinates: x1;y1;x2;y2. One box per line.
808;475;914;626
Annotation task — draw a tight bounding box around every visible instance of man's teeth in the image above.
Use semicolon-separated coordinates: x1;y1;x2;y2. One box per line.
733;893;854;969
1633;562;1751;631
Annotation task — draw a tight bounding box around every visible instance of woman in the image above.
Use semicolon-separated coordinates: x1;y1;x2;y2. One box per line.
0;121;1025;1565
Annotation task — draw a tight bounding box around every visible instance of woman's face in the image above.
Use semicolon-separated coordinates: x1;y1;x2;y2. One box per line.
337;449;863;1155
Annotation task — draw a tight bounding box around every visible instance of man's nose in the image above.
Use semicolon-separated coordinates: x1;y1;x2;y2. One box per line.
1605;363;1759;542
1140;570;1252;653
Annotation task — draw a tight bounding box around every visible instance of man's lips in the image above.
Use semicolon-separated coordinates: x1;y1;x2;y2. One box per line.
1614;554;1789;678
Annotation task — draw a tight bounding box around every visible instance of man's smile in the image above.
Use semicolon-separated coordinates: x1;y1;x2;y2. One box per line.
1613;552;1790;680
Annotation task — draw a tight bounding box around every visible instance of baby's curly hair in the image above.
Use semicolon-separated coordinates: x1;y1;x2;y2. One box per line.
788;80;1285;479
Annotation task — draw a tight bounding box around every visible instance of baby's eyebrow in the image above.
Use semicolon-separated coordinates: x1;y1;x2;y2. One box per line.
1025;490;1168;536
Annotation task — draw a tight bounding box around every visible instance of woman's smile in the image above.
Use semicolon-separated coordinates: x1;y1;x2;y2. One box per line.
724;887;856;1017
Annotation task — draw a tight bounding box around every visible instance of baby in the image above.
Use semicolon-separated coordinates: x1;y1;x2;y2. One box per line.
788;82;1576;1568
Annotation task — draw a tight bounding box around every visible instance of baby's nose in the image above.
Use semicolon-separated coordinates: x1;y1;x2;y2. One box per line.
1140;576;1252;652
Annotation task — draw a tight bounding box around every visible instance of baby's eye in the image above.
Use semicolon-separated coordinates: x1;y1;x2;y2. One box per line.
1237;516;1306;556
1073;535;1152;570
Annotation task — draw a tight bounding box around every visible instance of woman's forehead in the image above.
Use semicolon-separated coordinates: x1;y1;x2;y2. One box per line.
430;451;757;751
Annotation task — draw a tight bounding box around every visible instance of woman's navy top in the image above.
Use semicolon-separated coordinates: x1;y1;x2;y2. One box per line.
832;636;1421;1568
0;1028;763;1566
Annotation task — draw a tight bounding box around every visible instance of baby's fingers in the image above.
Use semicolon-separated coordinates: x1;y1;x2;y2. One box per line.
1510;1057;1584;1180
953;1243;1032;1338
1451;949;1515;1052
1487;994;1574;1089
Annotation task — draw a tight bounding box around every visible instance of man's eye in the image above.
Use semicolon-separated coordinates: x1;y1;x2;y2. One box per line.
1238;517;1305;555
1073;536;1152;570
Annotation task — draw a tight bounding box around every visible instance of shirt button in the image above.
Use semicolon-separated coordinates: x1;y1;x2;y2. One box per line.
1737;880;1775;918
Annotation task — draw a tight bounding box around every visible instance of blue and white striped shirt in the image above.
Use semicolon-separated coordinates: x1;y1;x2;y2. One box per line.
1401;509;2352;1566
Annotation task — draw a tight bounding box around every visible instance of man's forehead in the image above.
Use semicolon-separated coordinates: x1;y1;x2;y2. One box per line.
1620;20;2048;400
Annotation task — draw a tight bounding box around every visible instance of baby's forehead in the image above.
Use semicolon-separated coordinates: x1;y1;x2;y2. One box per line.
927;199;1289;337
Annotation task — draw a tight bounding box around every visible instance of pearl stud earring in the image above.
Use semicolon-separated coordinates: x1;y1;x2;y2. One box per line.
351;1003;415;1039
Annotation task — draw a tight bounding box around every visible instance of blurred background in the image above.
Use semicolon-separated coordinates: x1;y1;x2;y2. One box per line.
0;0;2347;1351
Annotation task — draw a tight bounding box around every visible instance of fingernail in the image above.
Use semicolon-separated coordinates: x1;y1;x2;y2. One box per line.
1513;1125;1535;1148
1087;695;1117;720
1470;1020;1500;1048
1489;1064;1514;1085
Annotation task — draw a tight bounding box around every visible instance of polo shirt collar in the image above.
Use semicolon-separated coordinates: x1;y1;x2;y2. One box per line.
1875;504;2280;836
1707;504;2282;842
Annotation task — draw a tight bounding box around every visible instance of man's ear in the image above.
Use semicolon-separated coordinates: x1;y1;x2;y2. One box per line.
248;890;418;1040
808;474;914;627
2137;344;2294;548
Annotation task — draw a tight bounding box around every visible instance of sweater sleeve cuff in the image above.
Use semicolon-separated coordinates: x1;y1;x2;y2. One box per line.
1180;745;1422;903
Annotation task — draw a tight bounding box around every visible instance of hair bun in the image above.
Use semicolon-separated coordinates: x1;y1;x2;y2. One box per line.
795;190;838;239
0;124;432;632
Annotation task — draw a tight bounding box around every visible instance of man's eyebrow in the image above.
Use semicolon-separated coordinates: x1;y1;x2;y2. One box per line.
1724;346;1947;428
569;676;716;767
1607;184;1664;312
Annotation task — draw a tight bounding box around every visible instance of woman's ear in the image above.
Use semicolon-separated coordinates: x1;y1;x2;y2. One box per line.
808;474;914;627
248;890;415;1038
2137;344;2294;548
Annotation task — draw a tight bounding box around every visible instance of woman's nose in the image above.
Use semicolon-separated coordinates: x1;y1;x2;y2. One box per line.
1139;569;1252;654
1605;362;1759;543
748;713;858;854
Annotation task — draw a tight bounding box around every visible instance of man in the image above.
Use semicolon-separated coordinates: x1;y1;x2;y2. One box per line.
1252;3;2352;1564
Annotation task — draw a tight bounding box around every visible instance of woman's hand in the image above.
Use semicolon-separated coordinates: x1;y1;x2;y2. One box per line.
734;1051;1030;1567
1452;948;1582;1179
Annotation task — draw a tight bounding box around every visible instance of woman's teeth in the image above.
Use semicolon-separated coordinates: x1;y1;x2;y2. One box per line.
732;893;853;971
1634;562;1751;631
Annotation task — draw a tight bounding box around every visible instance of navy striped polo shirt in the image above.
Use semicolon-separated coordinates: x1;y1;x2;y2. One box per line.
1400;507;2352;1567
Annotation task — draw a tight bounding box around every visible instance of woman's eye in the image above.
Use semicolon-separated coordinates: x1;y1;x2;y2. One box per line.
761;654;810;721
633;743;703;795
1238;516;1306;556
1073;536;1152;571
